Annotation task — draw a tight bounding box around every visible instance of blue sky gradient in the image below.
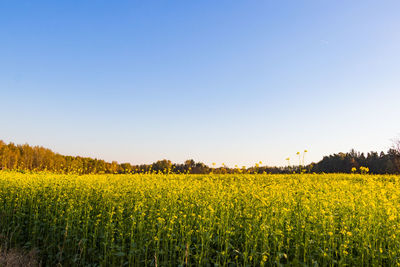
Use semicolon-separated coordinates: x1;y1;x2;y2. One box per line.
1;1;399;167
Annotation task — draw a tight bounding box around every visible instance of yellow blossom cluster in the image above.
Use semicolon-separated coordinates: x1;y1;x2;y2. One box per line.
0;172;399;265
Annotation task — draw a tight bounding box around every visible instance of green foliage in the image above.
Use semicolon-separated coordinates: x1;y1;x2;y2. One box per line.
1;172;400;266
311;149;400;174
1;140;400;174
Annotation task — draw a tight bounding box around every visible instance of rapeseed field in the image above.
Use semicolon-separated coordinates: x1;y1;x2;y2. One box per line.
0;172;399;266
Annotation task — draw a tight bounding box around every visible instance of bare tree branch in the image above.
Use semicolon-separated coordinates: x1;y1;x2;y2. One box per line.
392;135;400;154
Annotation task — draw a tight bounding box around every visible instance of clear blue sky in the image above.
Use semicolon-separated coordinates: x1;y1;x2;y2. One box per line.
1;1;399;167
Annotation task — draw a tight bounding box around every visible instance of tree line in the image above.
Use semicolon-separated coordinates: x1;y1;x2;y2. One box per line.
310;148;400;174
0;140;400;174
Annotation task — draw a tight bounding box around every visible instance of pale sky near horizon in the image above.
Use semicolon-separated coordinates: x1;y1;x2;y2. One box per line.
1;1;399;167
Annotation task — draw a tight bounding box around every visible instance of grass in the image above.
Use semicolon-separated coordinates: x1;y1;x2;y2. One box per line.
0;172;399;266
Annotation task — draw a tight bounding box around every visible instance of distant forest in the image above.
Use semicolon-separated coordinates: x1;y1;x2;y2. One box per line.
0;140;400;174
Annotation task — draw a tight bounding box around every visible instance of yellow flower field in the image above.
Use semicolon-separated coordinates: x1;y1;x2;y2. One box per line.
0;172;399;266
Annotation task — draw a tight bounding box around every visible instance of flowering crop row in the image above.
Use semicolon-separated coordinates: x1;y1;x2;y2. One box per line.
0;172;399;266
